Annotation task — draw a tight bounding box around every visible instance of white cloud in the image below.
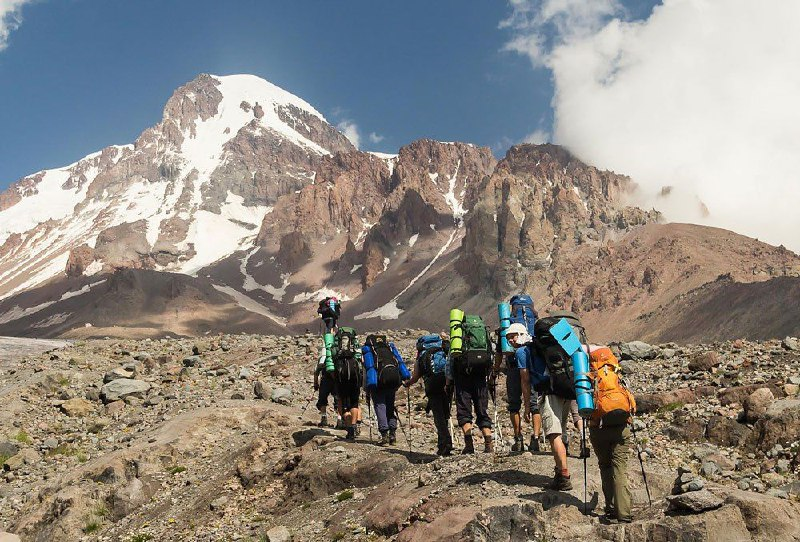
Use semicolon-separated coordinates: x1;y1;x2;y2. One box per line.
336;120;361;149
368;132;384;144
522;129;549;145
503;0;800;252
0;0;32;51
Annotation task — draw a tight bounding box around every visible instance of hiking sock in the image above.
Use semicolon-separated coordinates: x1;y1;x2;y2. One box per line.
462;434;474;454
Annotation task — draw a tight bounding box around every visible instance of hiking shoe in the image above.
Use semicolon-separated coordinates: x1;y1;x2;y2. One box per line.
389;430;397;445
529;435;541;452
319;414;328;427
345;428;356;441
548;471;573;491
377;432;389;447
335;418;345;430
354;423;362;437
484;436;494;453
511;435;524;453
462;435;475;455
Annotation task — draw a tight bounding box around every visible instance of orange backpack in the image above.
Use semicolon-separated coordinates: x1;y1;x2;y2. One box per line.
589;347;636;427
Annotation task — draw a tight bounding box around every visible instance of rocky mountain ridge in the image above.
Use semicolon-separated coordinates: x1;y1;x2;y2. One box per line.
1;73;799;341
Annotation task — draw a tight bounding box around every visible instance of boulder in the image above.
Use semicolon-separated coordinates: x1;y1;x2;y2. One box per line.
271;387;292;405
103;366;135;383
706;416;751;448
719;486;800;541
619;341;658;360
666;489;724;513
59;397;95;417
743;388;774;422
254;380;271;400
266;526;292;542
664;411;706;442
747;400;800;452
782;336;800;352
636;387;713;414
688;351;720;372
100;379;151;403
719;382;785;406
0;441;19;458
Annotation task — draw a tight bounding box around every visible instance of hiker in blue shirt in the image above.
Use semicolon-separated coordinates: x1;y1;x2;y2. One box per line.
504;324;545;452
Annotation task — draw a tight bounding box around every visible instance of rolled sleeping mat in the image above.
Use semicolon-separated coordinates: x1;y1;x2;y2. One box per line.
449;308;465;354
361;345;377;388
572;348;595;418
498;302;513;353
323;333;335;372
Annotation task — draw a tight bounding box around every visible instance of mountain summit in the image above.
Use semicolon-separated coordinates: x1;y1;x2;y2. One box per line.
0;74;798;340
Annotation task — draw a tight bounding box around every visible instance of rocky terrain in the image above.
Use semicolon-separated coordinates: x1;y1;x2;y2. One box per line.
1;73;799;342
1;333;800;541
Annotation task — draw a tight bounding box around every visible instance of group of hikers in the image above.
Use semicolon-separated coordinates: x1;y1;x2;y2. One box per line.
311;295;640;524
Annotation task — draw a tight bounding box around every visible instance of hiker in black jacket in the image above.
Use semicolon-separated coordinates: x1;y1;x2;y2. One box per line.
318;297;341;333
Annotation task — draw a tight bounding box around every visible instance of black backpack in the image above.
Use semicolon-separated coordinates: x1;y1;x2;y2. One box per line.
533;312;588;399
333;327;361;387
366;334;401;388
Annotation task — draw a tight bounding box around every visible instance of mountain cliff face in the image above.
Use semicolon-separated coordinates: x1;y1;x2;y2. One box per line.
0;73;798;341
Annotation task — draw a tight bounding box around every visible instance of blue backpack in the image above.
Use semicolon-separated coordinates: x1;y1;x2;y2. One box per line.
417;334;448;394
510;294;537;337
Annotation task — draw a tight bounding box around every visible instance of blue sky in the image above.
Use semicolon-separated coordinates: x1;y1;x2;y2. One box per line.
0;1;663;191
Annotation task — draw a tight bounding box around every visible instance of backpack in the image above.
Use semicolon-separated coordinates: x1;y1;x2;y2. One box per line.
365;334;401;388
533;312;589;399
590;347;636;426
332;327;361;386
417;334;448;394
456;315;492;374
510;294;537;337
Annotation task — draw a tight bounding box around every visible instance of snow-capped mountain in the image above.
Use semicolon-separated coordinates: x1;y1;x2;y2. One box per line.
1;74;798;341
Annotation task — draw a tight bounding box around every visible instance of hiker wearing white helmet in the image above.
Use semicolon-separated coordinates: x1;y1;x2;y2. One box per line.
492;322;543;452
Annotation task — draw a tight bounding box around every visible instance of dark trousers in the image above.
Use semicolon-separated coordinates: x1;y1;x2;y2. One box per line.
323;317;336;333
454;370;492;429
427;391;453;451
316;374;335;410
371;386;398;433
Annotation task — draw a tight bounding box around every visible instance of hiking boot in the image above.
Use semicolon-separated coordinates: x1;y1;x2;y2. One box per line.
335;418;344;430
377;431;389;447
345;427;356;441
529;435;541;452
389;430;397;445
355;423;362;437
548;470;573;491
511;435;524;453
580;443;591;459
462;434;475;454
483;435;494;453
319;413;328;427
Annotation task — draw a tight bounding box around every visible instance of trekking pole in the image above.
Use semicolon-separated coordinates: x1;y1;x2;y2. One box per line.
394;407;412;455
630;418;653;507
582;418;589;515
489;374;503;452
366;393;373;443
300;393;316;415
406;386;413;453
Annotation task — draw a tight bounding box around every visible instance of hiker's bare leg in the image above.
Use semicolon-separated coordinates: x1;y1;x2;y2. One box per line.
548;433;569;474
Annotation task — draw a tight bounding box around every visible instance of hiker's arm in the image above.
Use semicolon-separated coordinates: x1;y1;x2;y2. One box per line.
405;358;421;386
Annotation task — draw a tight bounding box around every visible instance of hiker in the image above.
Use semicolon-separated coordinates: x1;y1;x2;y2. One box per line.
524;312;590;491
363;334;411;446
588;346;637;524
448;310;494;454
329;327;362;440
496;322;544;452
314;346;336;427
318;297;341;333
404;334;453;456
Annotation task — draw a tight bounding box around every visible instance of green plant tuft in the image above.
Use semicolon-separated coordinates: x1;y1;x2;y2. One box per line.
336;489;354;502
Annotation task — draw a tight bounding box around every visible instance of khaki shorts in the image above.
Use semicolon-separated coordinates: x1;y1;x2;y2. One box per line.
539;394;572;437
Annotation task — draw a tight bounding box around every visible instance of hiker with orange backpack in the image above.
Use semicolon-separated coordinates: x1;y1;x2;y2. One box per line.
588;346;637;524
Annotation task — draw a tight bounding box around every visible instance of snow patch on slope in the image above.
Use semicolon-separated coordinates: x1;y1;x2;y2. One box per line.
212;284;286;325
291;287;351;304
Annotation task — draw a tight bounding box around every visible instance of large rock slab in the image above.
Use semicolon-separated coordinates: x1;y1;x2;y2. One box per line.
667;489;724;513
636;387;715;413
706;416;751;448
100;379;151;403
744;388;775;422
59;397;95;417
619;341;659;360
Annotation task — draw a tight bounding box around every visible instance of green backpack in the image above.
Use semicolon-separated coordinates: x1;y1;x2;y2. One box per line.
458;315;492;374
